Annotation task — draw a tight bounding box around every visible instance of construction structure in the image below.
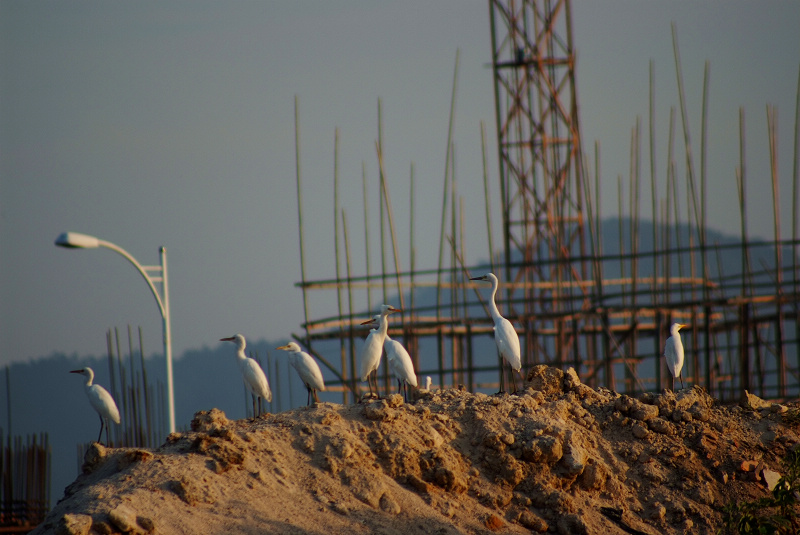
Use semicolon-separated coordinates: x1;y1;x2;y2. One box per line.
289;0;800;404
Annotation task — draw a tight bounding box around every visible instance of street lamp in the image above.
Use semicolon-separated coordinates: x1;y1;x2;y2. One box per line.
55;231;175;434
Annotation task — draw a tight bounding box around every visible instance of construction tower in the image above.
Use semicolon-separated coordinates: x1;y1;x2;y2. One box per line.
488;0;589;368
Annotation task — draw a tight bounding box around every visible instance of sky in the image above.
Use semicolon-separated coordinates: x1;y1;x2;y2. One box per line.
2;1;799;368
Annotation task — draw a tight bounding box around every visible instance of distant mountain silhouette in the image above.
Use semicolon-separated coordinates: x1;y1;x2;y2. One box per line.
2;218;787;506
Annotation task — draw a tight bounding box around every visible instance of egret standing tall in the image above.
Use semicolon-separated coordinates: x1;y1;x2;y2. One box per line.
364;314;418;402
359;304;400;398
70;367;121;445
220;334;272;417
276;341;326;406
470;273;522;393
664;323;687;390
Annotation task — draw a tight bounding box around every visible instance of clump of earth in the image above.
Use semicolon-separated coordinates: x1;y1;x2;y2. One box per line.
34;365;799;534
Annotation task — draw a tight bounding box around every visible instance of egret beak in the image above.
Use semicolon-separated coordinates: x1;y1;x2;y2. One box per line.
387;307;402;314
276;344;290;350
69;369;83;374
360;318;377;325
220;336;235;342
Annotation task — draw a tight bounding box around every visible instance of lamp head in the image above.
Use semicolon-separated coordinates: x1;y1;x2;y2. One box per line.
55;232;100;249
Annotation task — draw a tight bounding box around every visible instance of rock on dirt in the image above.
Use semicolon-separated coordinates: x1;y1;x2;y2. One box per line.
33;368;800;534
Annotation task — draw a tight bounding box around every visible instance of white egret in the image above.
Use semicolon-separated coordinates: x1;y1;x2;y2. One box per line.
276;341;326;406
470;272;522;394
364;314;417;402
220;334;273;417
70;367;121;445
664;323;687;390
359;304;401;398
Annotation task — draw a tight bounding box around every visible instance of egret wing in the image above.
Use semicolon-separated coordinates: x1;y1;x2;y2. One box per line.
360;331;383;380
494;317;521;371
664;336;682;377
387;339;417;387
297;351;326;391
243;358;272;402
88;384;121;424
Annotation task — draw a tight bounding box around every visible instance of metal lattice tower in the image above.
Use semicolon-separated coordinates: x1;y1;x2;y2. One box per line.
488;0;588;366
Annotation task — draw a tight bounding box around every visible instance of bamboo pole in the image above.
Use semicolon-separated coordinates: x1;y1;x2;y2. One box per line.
481;122;496;275
767;104;786;397
377;99;388;307
333;128;348;404
342;209;358;397
436;49;460;313
375;141;405;312
737;108;751;393
409;164;418;372
138;327;152;447
294;95;311;350
363;163;372;312
793;65;800;382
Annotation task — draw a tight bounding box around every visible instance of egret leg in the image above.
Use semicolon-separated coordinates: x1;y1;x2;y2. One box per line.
312;388;320;404
497;353;505;395
252;394;257;418
258;397;263;417
371;371;380;398
679;375;684;389
509;366;519;394
98;414;104;444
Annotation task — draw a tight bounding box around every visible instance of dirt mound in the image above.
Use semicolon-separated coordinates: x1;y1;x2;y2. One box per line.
34;366;800;534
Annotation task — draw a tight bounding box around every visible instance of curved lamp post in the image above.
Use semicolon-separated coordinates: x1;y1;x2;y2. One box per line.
55;231;175;434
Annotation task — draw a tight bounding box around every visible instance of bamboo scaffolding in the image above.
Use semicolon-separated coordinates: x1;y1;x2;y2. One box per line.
1;377;50;532
279;9;800;405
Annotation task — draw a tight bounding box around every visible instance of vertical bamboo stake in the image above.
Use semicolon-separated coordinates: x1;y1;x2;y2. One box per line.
649;60;663;390
343;210;358;397
4;366;10;441
628;118;641;394
596;142;608;388
481;122;496;274
767;104;786;397
377;99;388;306
618;173;626;307
127;326;138;446
333;128;348;404
375;141;405;312
450;143;458;387
138;327;152;447
409;164;418;372
459;195;467;386
792;65;800;380
580;148;599;377
671;23;701;243
363;164;372;312
294;95;311;349
737;108;751;393
437;49;460;313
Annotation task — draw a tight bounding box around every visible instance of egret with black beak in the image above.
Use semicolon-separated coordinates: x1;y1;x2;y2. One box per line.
470;273;522;394
70;367;120;445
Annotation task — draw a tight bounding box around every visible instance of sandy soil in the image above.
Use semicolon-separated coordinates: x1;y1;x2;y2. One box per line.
33;365;800;534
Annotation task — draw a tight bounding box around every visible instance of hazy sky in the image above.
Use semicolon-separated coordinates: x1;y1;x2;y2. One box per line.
2;1;799;367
